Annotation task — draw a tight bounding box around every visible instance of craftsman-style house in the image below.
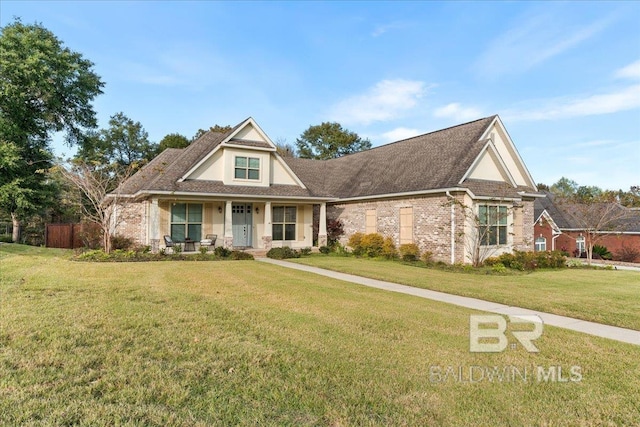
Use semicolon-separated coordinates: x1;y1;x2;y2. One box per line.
115;115;540;263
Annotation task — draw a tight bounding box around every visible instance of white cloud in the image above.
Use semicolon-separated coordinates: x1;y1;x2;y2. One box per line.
615;60;640;80
371;21;407;37
433;103;483;122
329;79;427;125
569;139;616;148
476;14;612;77
504;84;640;121
380;127;422;142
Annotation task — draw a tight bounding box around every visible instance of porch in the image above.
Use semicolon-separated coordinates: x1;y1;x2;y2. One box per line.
145;199;328;253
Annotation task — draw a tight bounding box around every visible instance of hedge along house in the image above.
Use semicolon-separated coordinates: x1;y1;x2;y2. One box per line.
114;115;540;263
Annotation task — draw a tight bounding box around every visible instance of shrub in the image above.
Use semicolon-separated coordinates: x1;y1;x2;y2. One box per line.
266;246;300;259
495;250;566;271
615;245;640;263
592;245;612;260
299;247;312;256
399;243;420;262
483;256;500;267
111;234;134;251
230;251;254;260
327;219;345;247
491;262;507;273
347;232;365;256
360;233;385;257
319;245;330;254
334;242;350;257
214;246;230;258
0;234;12;243
199;246;208;255
421;251;434;265
382;237;397;259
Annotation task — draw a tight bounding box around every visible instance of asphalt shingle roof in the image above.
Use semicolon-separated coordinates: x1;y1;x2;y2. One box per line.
285;115;535;198
534;190;640;232
118;115;537;201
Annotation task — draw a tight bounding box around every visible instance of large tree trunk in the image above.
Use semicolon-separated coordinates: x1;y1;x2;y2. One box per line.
11;212;21;243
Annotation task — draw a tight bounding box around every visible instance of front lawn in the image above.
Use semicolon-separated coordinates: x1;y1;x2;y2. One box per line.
1;245;639;425
289;256;640;331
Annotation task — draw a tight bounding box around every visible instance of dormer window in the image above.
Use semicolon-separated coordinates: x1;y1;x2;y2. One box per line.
235;156;260;180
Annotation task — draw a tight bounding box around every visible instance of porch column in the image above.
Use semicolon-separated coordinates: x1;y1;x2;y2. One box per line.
224;200;233;248
262;201;272;250
148;198;160;252
318;202;328;247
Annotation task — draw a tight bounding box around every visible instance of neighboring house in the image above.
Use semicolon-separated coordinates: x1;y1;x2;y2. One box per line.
534;190;640;259
115;115;540;263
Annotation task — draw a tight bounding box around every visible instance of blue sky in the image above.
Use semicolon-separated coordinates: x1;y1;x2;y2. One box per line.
2;1;639;190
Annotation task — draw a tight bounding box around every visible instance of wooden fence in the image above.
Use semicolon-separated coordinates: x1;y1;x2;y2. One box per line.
45;223;101;249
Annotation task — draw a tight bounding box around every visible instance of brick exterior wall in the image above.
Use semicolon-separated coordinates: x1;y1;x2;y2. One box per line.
328;195;464;263
115;201;147;246
516;200;535;252
329;195;535;264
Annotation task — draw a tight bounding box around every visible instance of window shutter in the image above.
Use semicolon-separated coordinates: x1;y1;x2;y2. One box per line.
400;207;413;244
365;209;377;234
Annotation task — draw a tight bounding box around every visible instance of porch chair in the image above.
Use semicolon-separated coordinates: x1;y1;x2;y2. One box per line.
200;234;217;251
163;235;175;254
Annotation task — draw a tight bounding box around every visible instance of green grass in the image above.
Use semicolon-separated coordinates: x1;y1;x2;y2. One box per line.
1;244;639;425
289;256;640;331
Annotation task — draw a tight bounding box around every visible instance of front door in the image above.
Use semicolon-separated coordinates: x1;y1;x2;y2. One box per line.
232;203;252;247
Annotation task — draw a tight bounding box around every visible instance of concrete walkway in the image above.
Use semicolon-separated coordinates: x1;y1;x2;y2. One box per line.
258;258;640;346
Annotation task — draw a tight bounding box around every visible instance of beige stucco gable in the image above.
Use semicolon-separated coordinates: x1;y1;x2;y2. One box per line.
461;117;537;189
181;118;306;189
465;143;515;184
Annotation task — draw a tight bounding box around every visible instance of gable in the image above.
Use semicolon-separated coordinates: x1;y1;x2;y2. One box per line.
179;118;306;189
231;123;268;142
466;142;515;184
472;118;537;189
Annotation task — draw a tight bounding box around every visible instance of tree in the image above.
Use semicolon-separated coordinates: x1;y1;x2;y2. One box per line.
550;177;579;199
57;161;135;253
0;19;103;241
296;122;371;159
444;198;514;266
156;133;190;153
192;124;233;141
75;112;155;172
274;138;297;158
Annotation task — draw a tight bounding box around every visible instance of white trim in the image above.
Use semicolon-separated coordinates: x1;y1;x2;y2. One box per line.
559;229;640;235
177;143;224;183
459;139;517;187
518;192;546;198
478;116;538;190
132;190;334;202
535;209;561;234
180;117;277;182
272;151;307;188
335;187;471;203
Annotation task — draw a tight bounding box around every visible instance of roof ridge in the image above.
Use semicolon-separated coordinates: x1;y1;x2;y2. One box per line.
333;115;497;160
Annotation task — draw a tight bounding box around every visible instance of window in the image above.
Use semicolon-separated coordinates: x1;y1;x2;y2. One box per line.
535;236;546;252
400;207;413;244
234;156;260;180
272;206;296;241
365;209;377;234
576;235;585;254
171;203;202;242
479;205;508;246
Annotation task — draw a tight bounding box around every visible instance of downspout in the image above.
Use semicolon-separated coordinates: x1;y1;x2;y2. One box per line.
446;191;455;264
552;232;560;251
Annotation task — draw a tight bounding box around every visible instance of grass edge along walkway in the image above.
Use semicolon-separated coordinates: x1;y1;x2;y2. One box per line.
258;258;640;346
